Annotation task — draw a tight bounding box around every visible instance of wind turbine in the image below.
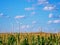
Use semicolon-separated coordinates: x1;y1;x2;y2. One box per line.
39;27;42;33
10;23;14;33
16;20;20;33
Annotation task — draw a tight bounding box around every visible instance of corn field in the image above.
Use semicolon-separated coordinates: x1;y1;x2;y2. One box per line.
0;32;60;45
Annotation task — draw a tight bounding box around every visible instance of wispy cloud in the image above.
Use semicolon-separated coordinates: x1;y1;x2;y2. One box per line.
48;20;52;24
21;25;30;29
48;13;60;18
49;13;53;18
0;13;10;18
21;25;26;29
31;12;36;15
15;24;30;31
26;25;30;28
0;13;4;17
53;20;60;23
25;7;34;11
43;5;56;11
37;0;49;5
15;15;25;19
48;20;60;24
32;21;36;24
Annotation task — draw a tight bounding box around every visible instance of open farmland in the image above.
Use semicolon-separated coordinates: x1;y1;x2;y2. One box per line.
0;32;60;45
0;0;60;45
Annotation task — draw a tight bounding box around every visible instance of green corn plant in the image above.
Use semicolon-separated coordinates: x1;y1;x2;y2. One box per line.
41;36;45;45
37;35;41;45
48;34;53;45
47;33;56;45
16;33;20;45
0;37;3;45
57;36;60;45
21;36;29;45
7;35;16;45
52;34;58;45
3;35;8;45
43;37;48;45
31;35;37;45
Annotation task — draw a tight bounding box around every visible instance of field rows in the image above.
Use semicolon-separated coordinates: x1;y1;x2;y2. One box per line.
0;32;60;45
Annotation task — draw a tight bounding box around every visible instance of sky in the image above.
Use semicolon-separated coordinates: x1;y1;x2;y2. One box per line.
0;0;60;33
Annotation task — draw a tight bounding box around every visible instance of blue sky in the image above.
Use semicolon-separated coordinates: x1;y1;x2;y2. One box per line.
0;0;60;33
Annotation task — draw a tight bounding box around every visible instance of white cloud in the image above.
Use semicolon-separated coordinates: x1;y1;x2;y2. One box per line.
15;20;22;24
48;20;52;24
49;13;53;18
32;0;49;7
25;7;34;11
49;14;60;18
48;20;60;24
43;5;55;11
26;25;30;28
21;25;30;29
0;13;10;18
0;13;4;17
31;12;36;15
32;21;36;24
37;0;49;5
21;25;26;29
53;20;60;23
15;15;25;19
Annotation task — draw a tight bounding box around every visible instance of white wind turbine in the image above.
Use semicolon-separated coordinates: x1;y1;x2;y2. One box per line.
16;20;21;33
